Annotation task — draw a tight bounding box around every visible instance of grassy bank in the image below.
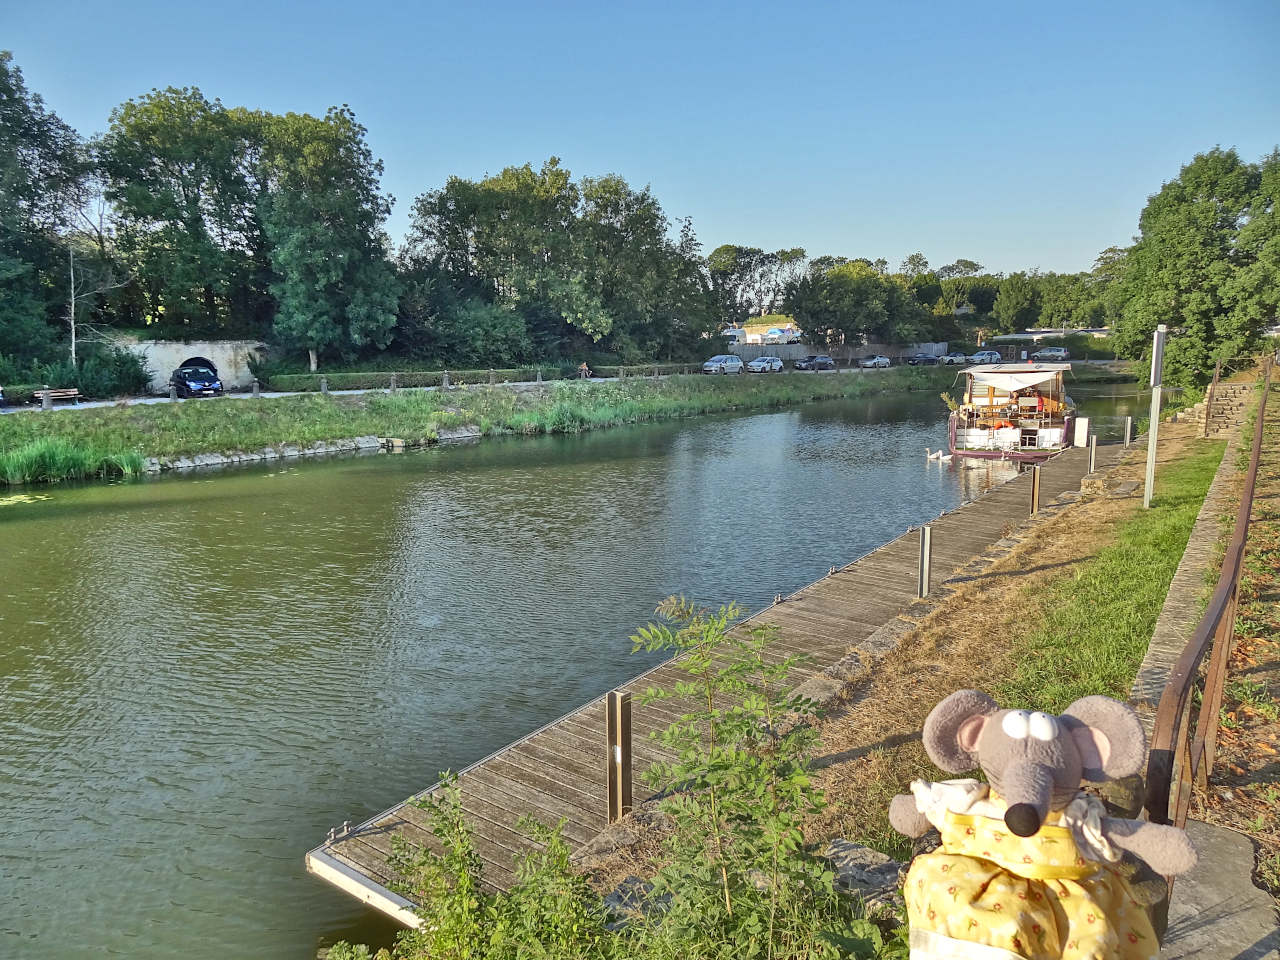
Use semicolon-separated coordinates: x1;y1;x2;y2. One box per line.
0;368;951;485
802;421;1226;860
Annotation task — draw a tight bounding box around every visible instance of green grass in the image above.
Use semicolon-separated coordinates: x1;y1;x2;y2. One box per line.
995;439;1226;712
0;368;952;485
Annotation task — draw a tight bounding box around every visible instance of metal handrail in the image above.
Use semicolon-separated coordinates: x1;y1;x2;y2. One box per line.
1144;360;1273;827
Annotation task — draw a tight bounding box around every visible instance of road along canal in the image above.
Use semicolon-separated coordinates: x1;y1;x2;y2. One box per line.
0;387;1134;959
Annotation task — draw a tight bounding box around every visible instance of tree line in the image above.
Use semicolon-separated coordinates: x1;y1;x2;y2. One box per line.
2;50;1276;386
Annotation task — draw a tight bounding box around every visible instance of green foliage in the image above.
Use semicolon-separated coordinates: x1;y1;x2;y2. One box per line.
0;437;143;485
992;272;1040;333
784;261;929;348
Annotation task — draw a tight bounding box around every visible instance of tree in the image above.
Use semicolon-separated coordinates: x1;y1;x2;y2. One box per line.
899;252;929;277
1113;147;1260;384
1223;149;1280;344
936;258;984;280
259;108;400;370
993;272;1040;333
98;87;268;335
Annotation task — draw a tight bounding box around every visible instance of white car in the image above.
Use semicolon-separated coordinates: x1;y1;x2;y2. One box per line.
859;355;891;368
969;350;1002;364
1030;346;1070;361
746;356;784;373
702;354;745;374
940;352;969;365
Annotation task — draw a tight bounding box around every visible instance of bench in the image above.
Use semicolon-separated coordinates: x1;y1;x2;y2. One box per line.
33;387;81;405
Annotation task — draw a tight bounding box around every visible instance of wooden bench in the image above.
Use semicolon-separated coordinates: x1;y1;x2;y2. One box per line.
33;387;81;405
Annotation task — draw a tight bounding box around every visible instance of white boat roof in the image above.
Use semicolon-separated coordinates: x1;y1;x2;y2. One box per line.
966;363;1070;390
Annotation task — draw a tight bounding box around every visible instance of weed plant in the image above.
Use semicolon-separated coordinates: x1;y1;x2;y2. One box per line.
326;599;901;960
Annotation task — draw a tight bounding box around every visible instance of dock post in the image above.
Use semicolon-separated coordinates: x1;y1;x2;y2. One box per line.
1124;416;1132;448
606;691;632;823
1030;464;1042;516
252;378;260;399
917;525;932;599
1088;434;1097;474
320;376;329;396
442;370;450;389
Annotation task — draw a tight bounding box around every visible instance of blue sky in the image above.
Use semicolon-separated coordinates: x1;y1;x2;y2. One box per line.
5;0;1278;273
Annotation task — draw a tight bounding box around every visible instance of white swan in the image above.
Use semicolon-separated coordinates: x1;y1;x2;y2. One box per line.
926;448;943;460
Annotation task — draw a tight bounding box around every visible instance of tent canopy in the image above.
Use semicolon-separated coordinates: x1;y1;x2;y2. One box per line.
966;363;1069;392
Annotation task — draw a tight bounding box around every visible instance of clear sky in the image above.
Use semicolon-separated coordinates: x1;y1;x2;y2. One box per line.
4;0;1278;274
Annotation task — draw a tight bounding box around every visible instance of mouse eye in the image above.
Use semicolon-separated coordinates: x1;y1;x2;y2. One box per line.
1001;710;1031;739
1029;712;1059;741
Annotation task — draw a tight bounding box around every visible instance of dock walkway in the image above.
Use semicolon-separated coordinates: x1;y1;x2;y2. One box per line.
307;442;1131;924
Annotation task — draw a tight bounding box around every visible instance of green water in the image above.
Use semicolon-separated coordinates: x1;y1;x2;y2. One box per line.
0;388;1131;958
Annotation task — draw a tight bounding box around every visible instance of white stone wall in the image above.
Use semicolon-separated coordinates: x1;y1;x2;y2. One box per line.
114;338;266;393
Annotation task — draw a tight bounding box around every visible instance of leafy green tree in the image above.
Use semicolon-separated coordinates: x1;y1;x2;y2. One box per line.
98;87;268;334
898;252;929;277
992;271;1040;333
1113;147;1259;383
258;108;400;370
1223;148;1280;344
935;258;983;279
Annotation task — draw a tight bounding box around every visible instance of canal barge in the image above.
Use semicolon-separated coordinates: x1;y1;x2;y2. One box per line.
948;362;1074;462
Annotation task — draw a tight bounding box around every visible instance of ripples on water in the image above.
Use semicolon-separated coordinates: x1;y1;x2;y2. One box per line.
0;392;1040;958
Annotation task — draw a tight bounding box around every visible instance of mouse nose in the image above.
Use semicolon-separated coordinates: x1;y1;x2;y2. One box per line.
1005;803;1042;837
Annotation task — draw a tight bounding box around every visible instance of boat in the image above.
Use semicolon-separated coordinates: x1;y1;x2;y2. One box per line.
948;363;1075;462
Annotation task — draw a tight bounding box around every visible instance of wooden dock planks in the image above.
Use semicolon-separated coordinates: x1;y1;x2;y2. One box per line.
307;442;1131;924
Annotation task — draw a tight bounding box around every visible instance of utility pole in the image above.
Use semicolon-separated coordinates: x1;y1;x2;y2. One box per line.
1143;324;1167;509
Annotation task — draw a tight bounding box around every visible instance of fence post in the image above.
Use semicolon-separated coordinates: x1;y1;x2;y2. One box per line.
1123;416;1132;448
252;378;260;399
320;376;328;396
1088;434;1097;474
168;382;177;403
917;525;932;599
1143;325;1167;509
606;691;632;823
1030;464;1042;516
489;369;496;385
441;370;450;389
536;367;542;384
389;372;398;393
42;387;53;411
1203;360;1221;439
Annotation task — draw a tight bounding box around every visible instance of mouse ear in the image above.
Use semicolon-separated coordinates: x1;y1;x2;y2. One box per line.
922;690;999;772
1062;695;1145;781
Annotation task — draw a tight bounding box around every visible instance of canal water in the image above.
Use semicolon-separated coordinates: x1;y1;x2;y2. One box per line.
0;386;1137;958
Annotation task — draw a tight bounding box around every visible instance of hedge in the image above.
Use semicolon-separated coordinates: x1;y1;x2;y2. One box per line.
265;364;703;392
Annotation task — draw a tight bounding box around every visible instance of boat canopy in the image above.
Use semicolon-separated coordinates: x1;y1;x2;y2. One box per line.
965;363;1070;392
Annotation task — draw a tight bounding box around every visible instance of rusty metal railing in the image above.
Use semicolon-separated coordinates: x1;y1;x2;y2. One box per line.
1144;360;1273;827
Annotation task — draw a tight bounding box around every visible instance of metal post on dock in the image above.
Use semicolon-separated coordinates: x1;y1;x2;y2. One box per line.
606;691;632;823
320;376;329;396
1144;325;1167;509
917;524;933;599
1088;434;1097;474
1030;464;1042;516
1124;416;1132;448
252;378;260;399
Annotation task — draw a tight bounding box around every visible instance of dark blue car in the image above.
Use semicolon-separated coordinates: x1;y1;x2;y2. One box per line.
171;357;224;398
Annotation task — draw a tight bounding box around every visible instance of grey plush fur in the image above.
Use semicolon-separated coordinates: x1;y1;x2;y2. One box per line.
888;690;1197;877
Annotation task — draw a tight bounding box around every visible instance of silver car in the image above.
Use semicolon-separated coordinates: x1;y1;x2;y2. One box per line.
969;350;1002;364
702;354;745;374
859;355;891;368
745;356;783;373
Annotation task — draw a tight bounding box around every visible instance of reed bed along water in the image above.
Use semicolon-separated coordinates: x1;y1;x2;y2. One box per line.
0;369;951;485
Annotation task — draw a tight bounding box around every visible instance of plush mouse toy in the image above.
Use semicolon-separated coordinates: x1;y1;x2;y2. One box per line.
889;690;1197;960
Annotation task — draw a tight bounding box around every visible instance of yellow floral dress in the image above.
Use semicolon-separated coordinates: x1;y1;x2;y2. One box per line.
903;779;1158;960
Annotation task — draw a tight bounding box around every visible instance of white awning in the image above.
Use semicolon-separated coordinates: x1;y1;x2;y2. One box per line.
967;363;1069;391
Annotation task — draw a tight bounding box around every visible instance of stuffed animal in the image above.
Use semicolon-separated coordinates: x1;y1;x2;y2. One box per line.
889;690;1197;960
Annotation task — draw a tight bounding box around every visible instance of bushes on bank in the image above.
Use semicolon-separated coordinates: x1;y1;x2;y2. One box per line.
0;346;152;402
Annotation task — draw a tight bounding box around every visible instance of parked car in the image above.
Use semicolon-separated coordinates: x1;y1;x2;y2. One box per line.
859;355;891;369
745;356;784;373
1030;346;1071;361
968;350;1003;365
170;358;224;397
940;352;970;365
794;355;836;371
702;354;744;374
906;353;939;366
764;328;785;344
